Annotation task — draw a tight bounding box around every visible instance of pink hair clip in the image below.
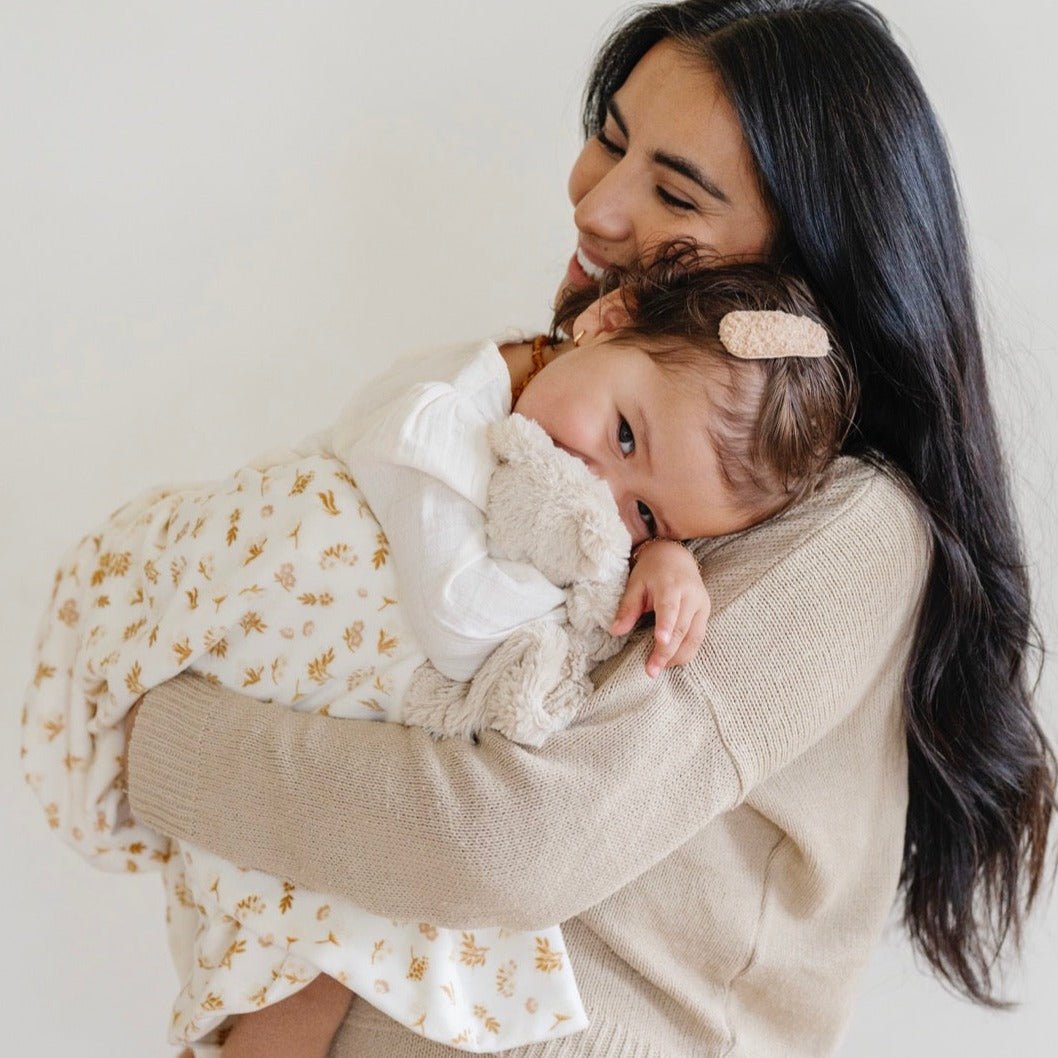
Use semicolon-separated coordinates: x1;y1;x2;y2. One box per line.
718;310;830;360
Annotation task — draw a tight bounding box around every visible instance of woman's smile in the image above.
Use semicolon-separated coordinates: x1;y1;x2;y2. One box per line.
560;39;774;301
564;243;608;288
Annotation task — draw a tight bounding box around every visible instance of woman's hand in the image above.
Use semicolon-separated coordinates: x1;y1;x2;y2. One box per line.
610;540;711;677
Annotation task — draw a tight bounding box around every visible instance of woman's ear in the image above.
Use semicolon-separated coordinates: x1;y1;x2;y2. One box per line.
571;288;633;344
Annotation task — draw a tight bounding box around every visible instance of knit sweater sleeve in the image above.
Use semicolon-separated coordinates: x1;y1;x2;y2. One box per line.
127;459;930;930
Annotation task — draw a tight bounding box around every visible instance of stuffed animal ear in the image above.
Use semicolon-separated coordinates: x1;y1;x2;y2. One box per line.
487;414;555;467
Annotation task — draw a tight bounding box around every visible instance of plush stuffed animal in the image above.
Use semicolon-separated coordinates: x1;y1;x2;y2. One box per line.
401;413;632;746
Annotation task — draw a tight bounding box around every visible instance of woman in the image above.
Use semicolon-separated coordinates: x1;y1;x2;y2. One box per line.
124;2;1055;1054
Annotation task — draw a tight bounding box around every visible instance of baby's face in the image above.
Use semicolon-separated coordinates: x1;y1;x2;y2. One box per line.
513;337;750;545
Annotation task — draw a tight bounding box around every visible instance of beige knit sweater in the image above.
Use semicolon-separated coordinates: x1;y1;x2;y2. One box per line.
128;454;931;1058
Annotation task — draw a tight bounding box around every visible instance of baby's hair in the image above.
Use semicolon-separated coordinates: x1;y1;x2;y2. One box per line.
551;242;858;525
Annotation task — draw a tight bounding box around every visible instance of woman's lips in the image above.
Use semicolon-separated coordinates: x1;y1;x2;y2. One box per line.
564;246;608;288
565;251;591;288
577;246;607;280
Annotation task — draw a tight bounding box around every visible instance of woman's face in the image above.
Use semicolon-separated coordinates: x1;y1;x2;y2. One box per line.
561;39;775;296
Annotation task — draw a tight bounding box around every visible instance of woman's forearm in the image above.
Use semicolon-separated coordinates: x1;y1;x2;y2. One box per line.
128;464;930;930
128;659;742;930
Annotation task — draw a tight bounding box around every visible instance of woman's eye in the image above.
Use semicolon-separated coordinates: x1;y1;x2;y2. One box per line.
617;417;635;455
657;187;696;211
637;500;657;535
597;129;625;158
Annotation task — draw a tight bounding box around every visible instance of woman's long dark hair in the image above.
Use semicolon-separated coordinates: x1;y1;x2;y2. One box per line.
583;0;1055;1006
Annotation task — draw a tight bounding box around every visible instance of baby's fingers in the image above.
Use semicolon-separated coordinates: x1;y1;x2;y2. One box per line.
610;582;647;636
646;596;683;677
652;595;681;647
666;607;711;668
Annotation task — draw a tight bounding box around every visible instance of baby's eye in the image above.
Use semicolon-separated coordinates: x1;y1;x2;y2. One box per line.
637;500;657;536
617;417;635;456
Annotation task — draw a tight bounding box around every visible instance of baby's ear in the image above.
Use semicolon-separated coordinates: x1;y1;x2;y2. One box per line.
572;288;634;344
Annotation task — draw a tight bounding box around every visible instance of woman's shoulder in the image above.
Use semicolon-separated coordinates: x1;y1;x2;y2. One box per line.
692;455;932;613
779;454;927;545
672;456;933;791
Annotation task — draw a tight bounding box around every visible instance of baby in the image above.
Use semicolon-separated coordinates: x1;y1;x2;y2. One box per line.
21;255;853;1057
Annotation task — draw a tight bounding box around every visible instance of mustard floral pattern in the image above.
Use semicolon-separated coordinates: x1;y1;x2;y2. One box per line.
22;451;588;1053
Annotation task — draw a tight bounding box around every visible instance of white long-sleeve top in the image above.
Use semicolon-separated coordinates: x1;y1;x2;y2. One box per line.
330;332;566;682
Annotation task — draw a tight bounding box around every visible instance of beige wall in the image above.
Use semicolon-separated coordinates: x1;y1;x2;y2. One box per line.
1;2;1053;1054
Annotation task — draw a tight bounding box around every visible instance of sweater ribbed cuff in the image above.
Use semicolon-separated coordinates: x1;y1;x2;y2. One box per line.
127;675;214;843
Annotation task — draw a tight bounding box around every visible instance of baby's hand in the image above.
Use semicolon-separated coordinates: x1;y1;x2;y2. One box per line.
610;540;711;678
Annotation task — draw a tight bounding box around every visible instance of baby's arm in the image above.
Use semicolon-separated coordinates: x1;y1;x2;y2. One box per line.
335;370;568;683
610;539;712;677
221;974;353;1058
363;465;568;681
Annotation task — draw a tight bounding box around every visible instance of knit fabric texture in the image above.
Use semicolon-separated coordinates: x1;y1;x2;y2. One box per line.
129;455;931;1057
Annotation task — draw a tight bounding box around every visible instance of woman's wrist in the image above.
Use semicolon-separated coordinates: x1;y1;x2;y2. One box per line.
123;677;214;840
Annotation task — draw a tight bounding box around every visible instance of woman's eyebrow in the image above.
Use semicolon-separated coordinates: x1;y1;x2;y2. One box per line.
654;150;730;206
607;99;730;206
607;98;631;138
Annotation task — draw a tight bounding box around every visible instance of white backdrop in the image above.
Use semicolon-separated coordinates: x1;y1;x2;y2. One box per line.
2;2;1055;1055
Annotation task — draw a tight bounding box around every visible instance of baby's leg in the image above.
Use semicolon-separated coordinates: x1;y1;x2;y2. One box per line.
220;974;354;1058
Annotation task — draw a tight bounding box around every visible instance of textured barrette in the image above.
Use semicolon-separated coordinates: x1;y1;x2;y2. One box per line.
718;310;830;360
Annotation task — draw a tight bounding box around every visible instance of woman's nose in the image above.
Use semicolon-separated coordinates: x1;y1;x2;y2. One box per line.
573;163;635;248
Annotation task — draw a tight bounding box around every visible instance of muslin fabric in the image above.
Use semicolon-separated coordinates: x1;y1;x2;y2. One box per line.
21;339;593;1054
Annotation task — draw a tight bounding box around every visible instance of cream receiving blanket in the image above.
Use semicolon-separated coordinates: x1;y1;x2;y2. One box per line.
22;395;630;1054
